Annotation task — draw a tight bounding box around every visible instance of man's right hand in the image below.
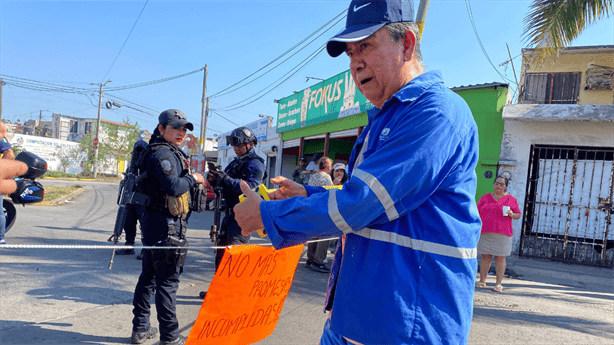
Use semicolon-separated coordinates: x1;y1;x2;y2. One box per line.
268;175;307;200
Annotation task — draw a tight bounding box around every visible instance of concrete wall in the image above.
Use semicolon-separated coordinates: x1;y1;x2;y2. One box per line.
499;106;614;253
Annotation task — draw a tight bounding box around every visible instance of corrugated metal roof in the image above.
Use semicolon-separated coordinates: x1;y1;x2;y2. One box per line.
449;82;509;91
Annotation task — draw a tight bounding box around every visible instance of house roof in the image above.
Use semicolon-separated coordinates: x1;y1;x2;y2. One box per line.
503;104;614;122
450;82;509;91
522;45;614;54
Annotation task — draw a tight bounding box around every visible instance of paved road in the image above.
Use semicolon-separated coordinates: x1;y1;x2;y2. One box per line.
0;180;612;344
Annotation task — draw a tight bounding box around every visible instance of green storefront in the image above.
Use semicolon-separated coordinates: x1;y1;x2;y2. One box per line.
276;69;509;201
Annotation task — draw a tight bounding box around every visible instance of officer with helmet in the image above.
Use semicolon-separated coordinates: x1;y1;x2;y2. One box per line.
130;109;204;345
208;126;265;269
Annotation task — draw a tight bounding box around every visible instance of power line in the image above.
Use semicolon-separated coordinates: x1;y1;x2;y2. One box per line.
1;67;203;94
104;67;204;91
106;93;159;114
217;44;326;111
101;0;149;82
210;110;241;127
464;0;517;86
210;8;346;99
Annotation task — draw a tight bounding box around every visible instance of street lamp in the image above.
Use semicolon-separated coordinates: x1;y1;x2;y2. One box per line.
91;79;112;178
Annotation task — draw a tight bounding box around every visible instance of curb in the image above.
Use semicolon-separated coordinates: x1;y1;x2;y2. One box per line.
34;187;86;206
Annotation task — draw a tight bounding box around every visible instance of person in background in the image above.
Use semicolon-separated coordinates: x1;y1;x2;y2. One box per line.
198;126;266;299
0;124;16;245
305;156;334;273
330;163;348;186
292;157;307;184
234;0;481;343
301;153;321;185
207;126;265;270
130;109;204;345
326;162;348;275
305;153;321;172
115;138;148;258
475;176;521;293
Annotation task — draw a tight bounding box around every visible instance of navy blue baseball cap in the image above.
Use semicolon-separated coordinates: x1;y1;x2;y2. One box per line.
327;0;415;58
158;109;194;131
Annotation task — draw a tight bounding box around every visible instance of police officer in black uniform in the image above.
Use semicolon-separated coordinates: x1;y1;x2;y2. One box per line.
208;127;265;269
130;109;204;345
115;138;147;257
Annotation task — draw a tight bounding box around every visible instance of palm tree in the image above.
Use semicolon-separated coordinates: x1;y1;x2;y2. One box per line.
523;0;613;59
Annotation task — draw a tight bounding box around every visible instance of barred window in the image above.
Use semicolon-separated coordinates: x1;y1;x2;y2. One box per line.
521;72;581;104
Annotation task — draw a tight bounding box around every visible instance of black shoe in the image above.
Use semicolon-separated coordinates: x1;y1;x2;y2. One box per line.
136;251;144;260
160;335;186;345
305;260;313;268
115;248;135;255
199;291;207;298
309;263;330;273
130;327;158;344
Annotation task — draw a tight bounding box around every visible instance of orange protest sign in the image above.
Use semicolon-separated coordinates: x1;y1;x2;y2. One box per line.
186;244;303;345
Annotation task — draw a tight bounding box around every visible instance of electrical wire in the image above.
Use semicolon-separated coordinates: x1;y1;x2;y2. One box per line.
210;110;241;127
217;44;326;111
100;0;149;82
209;8;346;99
105;67;204;91
464;0;517;86
106;93;159;114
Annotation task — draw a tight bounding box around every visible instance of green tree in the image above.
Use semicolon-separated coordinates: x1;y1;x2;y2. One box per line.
79;118;141;176
523;0;613;60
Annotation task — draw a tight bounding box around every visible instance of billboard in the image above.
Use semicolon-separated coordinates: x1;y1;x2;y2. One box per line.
276;69;373;132
217;118;271;150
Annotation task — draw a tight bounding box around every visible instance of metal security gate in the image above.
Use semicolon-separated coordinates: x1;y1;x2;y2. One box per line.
519;145;614;267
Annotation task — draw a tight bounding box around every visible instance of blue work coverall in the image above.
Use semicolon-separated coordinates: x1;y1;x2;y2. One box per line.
260;71;482;344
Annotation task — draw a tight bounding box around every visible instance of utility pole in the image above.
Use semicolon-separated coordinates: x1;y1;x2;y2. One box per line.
91;80;112;178
0;79;5;121
416;0;430;44
38;110;48;135
199;65;208;171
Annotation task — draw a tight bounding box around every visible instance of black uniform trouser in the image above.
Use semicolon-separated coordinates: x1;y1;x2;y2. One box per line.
124;204;145;245
215;211;250;270
132;249;182;342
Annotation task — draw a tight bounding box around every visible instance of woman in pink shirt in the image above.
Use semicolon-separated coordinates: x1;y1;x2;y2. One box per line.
475;176;521;292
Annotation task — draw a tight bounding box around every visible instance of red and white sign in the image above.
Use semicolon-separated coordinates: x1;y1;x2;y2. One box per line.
93;138;99;146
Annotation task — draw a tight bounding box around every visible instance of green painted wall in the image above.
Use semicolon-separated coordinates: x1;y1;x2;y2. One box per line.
453;86;508;202
301;139;356;162
281;112;368;141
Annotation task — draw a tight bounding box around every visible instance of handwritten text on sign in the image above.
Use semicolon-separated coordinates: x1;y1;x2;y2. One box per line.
186;244;303;345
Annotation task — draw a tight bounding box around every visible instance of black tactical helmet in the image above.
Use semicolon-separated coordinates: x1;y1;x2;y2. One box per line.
226;126;257;147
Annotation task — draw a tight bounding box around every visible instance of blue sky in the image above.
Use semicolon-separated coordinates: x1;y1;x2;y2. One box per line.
1;1;612;138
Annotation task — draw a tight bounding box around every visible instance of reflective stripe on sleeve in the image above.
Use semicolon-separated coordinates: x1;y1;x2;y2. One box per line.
352;168;399;221
355;228;477;259
328;189;353;234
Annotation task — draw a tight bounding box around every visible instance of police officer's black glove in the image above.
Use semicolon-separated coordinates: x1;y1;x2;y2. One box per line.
212;171;230;187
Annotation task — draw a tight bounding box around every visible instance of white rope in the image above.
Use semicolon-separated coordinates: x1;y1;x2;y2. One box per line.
0;237;340;250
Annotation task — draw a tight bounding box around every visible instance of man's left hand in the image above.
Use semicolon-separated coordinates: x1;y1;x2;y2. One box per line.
235;181;264;236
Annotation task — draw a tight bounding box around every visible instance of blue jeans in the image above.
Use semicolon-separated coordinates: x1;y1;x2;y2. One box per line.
0;195;5;241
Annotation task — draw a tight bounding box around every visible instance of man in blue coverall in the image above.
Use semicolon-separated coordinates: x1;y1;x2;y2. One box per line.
235;1;482;344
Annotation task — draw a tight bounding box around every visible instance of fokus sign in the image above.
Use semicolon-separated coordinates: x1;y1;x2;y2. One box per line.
276;69;373;132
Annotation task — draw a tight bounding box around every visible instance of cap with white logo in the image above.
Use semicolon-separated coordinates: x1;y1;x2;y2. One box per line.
326;0;415;58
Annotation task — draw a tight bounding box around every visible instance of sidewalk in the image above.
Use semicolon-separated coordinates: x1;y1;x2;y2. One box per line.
504;255;613;294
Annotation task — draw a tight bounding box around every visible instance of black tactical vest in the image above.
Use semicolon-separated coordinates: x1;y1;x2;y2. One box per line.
223;150;265;209
137;141;190;211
